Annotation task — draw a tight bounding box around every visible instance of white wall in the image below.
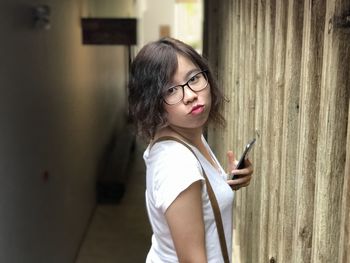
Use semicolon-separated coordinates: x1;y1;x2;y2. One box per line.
137;0;175;47
0;1;133;262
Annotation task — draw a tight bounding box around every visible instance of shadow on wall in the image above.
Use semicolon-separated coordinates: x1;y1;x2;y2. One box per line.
96;123;136;204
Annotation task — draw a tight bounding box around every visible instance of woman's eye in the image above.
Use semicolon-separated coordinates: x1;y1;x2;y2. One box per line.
166;86;177;95
188;74;200;84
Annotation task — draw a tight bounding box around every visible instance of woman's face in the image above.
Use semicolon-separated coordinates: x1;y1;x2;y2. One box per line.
163;54;212;130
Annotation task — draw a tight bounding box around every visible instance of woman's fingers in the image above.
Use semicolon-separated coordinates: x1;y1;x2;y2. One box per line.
227;174;252;186
227;177;252;190
227;158;254;190
230;158;253;176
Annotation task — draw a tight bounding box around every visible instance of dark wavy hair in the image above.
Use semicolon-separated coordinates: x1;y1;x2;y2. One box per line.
128;37;226;140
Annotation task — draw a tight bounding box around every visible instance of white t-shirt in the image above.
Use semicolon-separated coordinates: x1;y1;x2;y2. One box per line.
143;136;234;263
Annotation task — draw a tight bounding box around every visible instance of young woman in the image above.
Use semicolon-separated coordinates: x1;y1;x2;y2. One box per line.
128;38;253;263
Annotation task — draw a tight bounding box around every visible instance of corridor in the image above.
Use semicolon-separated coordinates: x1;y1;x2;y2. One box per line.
75;140;152;263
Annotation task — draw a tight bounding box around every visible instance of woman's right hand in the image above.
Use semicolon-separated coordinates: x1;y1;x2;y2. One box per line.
226;151;253;191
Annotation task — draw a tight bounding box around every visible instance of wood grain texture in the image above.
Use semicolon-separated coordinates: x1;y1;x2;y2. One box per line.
203;0;350;262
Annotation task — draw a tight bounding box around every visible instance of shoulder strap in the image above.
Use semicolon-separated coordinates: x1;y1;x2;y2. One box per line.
151;136;230;263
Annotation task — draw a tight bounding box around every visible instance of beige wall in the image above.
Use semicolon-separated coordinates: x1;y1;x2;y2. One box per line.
0;1;132;262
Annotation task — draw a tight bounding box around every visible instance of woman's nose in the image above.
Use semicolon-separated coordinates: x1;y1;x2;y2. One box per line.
182;85;198;104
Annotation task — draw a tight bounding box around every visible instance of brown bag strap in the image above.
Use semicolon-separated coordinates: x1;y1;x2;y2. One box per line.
151;136;230;263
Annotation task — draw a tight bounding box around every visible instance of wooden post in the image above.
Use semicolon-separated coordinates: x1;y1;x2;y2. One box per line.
292;0;325;262
311;1;350;262
267;0;287;261
257;0;276;262
243;1;258;262
277;0;303;262
339;105;350;263
204;0;350;262
231;0;243;258
250;1;265;262
205;0;220;151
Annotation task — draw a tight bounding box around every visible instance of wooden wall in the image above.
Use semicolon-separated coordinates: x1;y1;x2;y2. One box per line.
204;0;350;262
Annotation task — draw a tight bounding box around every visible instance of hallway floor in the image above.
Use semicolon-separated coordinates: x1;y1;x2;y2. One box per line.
76;141;152;263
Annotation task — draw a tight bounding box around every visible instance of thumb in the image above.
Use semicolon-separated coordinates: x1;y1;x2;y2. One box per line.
227;151;236;173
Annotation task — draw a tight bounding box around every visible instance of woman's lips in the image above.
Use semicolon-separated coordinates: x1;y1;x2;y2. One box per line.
190;105;204;115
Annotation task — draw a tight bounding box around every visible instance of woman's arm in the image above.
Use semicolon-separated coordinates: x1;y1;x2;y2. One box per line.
165;181;207;263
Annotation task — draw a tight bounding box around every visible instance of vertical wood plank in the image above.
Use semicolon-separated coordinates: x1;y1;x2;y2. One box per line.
214;0;226;162
292;0;325;262
226;0;235;157
311;0;350;262
257;0;276;262
243;1;257;262
277;0;303;262
205;0;220;152
339;104;350;263
234;0;245;255
231;0;243;259
221;0;232;166
231;0;241;257
235;0;247;258
267;0;287;261
218;0;227;163
250;0;265;262
238;0;253;261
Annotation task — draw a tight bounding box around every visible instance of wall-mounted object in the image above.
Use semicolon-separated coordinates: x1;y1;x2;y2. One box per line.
81;18;137;45
159;25;171;38
33;4;51;30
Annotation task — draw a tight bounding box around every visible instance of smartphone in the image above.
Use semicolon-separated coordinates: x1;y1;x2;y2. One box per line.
231;138;256;179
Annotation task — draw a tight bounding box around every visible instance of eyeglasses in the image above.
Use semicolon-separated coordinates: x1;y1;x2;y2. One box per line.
163;70;208;105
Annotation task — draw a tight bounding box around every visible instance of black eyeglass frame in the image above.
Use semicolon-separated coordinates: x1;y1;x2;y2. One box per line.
163;69;209;105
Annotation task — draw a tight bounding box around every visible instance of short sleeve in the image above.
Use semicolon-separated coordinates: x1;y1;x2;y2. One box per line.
150;141;205;213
